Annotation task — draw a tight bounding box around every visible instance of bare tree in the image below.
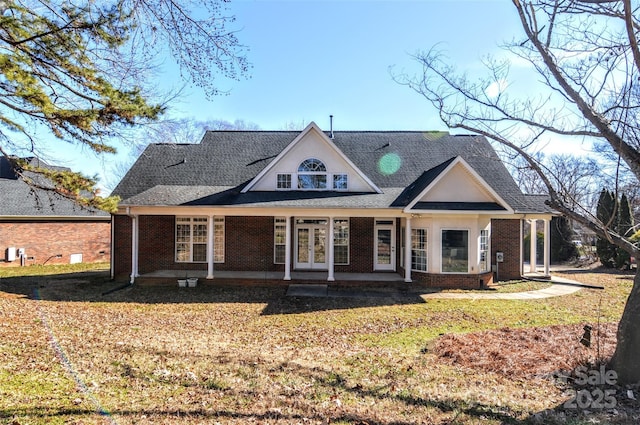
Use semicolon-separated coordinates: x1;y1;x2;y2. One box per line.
397;0;640;383
0;0;249;210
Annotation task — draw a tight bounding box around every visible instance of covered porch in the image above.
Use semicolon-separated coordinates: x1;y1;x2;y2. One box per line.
133;269;406;286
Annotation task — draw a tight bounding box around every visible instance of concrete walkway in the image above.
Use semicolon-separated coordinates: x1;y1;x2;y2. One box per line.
286;275;596;300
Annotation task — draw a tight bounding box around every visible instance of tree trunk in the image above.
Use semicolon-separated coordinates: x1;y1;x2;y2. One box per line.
611;269;640;384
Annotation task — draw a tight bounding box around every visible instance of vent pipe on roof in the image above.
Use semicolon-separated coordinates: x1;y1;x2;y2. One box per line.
330;115;334;139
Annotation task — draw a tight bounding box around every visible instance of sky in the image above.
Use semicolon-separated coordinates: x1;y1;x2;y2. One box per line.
35;1;545;193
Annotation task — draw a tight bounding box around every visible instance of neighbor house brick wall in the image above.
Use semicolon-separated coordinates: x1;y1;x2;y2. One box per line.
491;218;521;281
0;220;110;267
112;214;132;278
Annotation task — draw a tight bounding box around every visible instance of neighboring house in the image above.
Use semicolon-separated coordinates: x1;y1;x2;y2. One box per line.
0;156;110;267
112;122;554;288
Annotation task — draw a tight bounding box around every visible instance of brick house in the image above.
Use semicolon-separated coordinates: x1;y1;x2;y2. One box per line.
111;122;554;288
0;156;110;267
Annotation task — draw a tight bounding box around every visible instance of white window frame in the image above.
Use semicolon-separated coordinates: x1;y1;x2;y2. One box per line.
411;228;428;272
274;217;287;264
297;158;328;190
276;173;291;189
332;173;348;190
175;217;208;263
333;218;349;265
441;228;469;273
213;217;225;263
479;228;490;272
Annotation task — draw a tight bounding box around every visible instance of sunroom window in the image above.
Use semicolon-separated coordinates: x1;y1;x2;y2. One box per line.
442;229;468;273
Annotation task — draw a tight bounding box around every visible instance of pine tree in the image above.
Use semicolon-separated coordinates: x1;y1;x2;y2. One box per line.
616;194;634;268
550;216;578;262
596;189;617;268
0;1;248;212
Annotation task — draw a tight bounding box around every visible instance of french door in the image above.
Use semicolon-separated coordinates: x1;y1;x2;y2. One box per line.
295;219;328;270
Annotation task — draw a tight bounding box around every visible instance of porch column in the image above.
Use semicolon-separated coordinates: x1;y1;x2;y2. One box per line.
543;218;551;277
404;217;412;283
207;215;214;279
130;214;139;284
284;216;292;280
328;217;335;281
529;219;537;273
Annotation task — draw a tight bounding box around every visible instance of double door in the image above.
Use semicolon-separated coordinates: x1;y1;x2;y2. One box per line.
295;220;327;270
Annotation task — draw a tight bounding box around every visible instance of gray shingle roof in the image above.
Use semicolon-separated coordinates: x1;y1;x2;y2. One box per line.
113;130;548;213
0;156;109;218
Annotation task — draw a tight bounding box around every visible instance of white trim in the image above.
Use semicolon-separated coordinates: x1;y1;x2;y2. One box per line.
404;218;412;282
374;219;396;271
544;218;550;276
328;217;335;281
284;216;291;280
404;157;513;214
207;215;214;279
241;122;382;194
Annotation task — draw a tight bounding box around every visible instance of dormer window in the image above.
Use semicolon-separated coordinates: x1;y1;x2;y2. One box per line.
298;158;327;189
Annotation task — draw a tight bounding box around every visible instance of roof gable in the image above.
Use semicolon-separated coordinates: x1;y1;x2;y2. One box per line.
403;157;513;213
241;122;381;193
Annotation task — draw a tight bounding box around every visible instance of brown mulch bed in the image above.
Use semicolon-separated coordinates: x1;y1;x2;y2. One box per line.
432;323;618;379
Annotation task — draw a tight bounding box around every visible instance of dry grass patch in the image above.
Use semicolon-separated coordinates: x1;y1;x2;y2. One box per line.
0;266;638;424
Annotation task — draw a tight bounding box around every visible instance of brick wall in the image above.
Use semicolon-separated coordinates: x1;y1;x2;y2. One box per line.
0;220;110;267
112;214;131;277
411;271;493;289
335;216;374;273
224;216;277;272
491;218;522;281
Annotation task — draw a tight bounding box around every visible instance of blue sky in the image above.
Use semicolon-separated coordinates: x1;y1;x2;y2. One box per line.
43;1;529;192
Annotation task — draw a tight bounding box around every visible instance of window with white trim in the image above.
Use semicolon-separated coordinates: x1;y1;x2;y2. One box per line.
333;174;348;190
411;228;428;271
277;173;291;189
274;217;286;264
333;218;349;265
442;229;468;273
175;217;224;263
176;217;208;263
479;229;489;272
214;217;225;263
298;158;327;189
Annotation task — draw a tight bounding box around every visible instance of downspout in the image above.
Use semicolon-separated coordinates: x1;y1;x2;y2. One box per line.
127;207;137;285
110;214;115;280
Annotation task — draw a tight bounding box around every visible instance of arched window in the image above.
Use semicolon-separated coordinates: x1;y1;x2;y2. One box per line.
298;158;327;189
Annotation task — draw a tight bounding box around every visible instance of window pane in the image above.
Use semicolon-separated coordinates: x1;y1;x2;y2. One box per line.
334;246;348;265
277;173;291;189
333;174;348;190
411;228;427;271
298;174;327;189
214;218;224;263
176;224;190;243
193;224;207;243
442;230;468;273
193;244;207;262
298;158;326;172
274;217;286;264
275;245;286;264
176;243;190;262
333;219;349;265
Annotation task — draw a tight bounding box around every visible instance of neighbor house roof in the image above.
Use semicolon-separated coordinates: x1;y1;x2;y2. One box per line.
113;130;550;213
0;156;109;219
